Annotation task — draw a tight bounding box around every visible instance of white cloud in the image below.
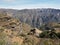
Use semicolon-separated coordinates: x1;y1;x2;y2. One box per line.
0;3;60;9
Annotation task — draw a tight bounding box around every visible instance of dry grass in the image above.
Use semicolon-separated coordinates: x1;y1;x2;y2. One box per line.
0;14;60;45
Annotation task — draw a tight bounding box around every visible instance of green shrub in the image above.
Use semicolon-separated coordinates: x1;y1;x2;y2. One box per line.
39;31;49;38
56;33;60;38
0;27;4;32
39;30;58;39
0;39;5;45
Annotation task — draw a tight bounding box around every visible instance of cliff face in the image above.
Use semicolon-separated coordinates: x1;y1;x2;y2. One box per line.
15;9;60;28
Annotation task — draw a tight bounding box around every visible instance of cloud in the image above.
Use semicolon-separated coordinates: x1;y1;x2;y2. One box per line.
0;0;60;9
0;3;60;10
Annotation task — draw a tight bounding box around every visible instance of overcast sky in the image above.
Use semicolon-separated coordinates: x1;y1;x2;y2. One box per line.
0;0;60;9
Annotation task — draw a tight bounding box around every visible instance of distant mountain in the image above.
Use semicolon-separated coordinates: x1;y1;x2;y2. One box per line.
0;8;60;28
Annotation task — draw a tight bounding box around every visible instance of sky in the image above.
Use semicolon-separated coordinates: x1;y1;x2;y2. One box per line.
0;0;60;9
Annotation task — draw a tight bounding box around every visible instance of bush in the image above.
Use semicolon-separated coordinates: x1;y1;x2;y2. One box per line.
39;31;49;38
39;30;59;39
56;33;60;38
0;27;4;32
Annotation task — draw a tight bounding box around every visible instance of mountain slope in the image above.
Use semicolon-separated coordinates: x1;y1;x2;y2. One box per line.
0;13;33;45
0;8;60;28
0;9;60;45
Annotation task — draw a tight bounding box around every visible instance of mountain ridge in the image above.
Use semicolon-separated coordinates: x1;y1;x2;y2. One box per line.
0;8;60;29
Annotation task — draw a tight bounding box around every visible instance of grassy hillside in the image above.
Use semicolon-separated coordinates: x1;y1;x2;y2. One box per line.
0;13;60;45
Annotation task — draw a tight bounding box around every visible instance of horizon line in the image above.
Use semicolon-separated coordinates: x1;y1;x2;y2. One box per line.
0;7;60;10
